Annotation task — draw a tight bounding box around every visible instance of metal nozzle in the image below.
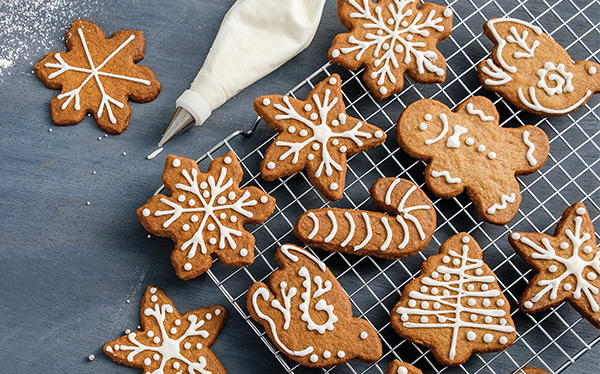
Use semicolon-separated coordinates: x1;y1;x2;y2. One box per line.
158;107;195;147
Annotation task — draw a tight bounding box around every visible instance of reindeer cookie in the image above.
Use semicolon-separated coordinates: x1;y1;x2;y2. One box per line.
478;18;600;116
391;233;516;366
396;96;549;225
246;244;382;367
294;178;435;259
329;0;453;100
255;74;386;201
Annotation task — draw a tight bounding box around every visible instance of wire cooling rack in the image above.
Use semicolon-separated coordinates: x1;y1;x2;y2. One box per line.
158;0;600;372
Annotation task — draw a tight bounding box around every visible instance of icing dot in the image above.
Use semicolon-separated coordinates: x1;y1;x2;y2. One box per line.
511;233;521;240
577;207;586;215
589;66;597;75
524;301;533;309
142;208;151;216
310;113;318;120
438;315;446;322
487;152;496;159
125;329;131;334
563;283;572;291
452;258;460;266
443;274;451;281
170;328;177;335
328;77;337;85
408;299;417;308
329;182;339;191
499;336;508;344
153;337;161;344
184;342;191;349
442;256;450;263
299;129;308;136
304;104;312;111
182;224;190;231
401;313;409;321
153;353;160;361
209;237;217;245
88;354;95;361
339;146;347;153
208;223;216;231
151;295;158;302
397;368;408;374
548;265;558;273
224;156;232;164
483;333;494;343
338;113;347;123
433;302;441;309
178;194;186;202
467;284;475;291
419;123;427;131
481;284;488;291
331;119;339;126
307;154;315;160
266;162;276;170
475;268;483;276
206;313;212;320
260;196;269;203
172;158;181;167
401;20;408;27
466;331;477;341
560;242;569;249
184;263;192;271
387;18;394;25
323;350;331;359
240;248;248;257
200;182;208;189
377;30;383;35
431;271;439;278
500;318;507;325
375;130;384;138
174;362;180;369
262;98;270;106
310;354;318;363
443;289;450;296
484;316;493;323
147;331;154;337
219;213;226;219
394;44;403;53
188;199;196;206
360;331;368;339
420;285;428;293
406;34;413;40
175;319;181;326
496;299;505;307
332;139;339;146
230;216;238;223
431;287;439;295
424;114;433;121
228;191;236;200
477;144;486;152
144;358;151;366
312;143;320;151
462;236;470;243
587;272;597;281
465;137;474;146
467;298;476;306
191;215;199;222
582;245;594;254
470;314;477;321
379;86;388;95
288;126;296;134
421;301;429;309
215;308;221;316
443;8;452;17
420;316;428;323
196;343;203;350
332;49;340;58
337;351;345;358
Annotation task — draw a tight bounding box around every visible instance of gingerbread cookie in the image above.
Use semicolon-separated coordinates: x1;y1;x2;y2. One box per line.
396;96;549;225
385;360;422;374
478;17;600;116
329;0;453;100
391;233;516;366
137;152;275;280
509;202;600;328
246;244;382;367
515;368;549;374
294;178;435;259
34;19;161;134
104;286;227;374
255;74;386;201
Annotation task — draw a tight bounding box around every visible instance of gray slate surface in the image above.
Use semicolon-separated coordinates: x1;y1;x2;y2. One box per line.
0;0;598;373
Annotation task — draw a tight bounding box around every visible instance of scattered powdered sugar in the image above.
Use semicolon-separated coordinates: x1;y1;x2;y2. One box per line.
0;0;101;79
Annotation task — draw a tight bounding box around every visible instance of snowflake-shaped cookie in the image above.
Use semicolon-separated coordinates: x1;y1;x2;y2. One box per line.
34;19;161;134
329;0;453;100
104;286;227;374
138;152;275;280
509;202;600;328
255;74;386;201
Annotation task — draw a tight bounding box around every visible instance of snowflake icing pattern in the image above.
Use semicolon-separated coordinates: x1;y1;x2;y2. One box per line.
329;0;453;99
256;74;386;201
391;233;516;365
138;152;275;280
510;202;600;328
104;286;227;374
34;19;160;133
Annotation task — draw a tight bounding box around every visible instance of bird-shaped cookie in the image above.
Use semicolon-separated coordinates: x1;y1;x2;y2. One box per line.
478;17;600;116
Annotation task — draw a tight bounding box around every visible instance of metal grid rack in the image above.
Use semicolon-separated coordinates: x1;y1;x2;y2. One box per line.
160;0;600;372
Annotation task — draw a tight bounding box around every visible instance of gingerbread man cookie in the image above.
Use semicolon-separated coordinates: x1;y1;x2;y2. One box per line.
294;178;435;259
329;0;453;100
137;152;275;280
509;202;600;328
255;74;386;201
385;359;423;374
247;244;382;367
391;233;516;366
104;286;227;374
396;96;549;225
478;18;600;116
34;19;161;134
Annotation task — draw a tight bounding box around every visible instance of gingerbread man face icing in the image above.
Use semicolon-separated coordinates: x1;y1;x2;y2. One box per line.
104;286;227;374
329;0;453;100
509;202;600;328
137;152;275;280
34;19;161;134
294;178;435;259
478;18;600;116
246;244;382;368
391;233;516;366
396;96;549;225
255;74;386;201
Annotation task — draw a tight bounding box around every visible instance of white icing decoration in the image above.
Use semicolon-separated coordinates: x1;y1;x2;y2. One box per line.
487;152;496;160
354;212;372;251
589;66;597;75
487;193;517;215
424;114;433;121
307;212;319;240
341;212;355;247
360;331;368;339
477;144;486;152
142;208;151;217
465;137;474;146
332;49;340;58
466;103;494;121
536;62;573;96
424;113;449;145
431;170;461;184
522;130;537;166
262;98;271;106
341;0;446;92
44;28;151;124
267;162;276;170
329;182;339;191
395;241;515;360
517;86;592;115
446;125;467;148
443;7;452;17
397;367;408;374
172;159;181;168
324;210;338;242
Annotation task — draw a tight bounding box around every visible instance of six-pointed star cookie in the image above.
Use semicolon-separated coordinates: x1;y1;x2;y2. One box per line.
137;152;275;280
509;202;600;328
329;0;453;100
34;19;161;134
255;74;386;201
104;286;227;374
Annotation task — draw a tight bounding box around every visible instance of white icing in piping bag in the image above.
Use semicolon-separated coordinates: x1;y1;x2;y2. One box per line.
158;0;326;146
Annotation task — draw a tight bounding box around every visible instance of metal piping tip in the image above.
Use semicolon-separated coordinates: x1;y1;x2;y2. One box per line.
158;107;195;147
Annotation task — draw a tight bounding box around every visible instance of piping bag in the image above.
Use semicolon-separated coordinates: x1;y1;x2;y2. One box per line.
158;0;327;147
